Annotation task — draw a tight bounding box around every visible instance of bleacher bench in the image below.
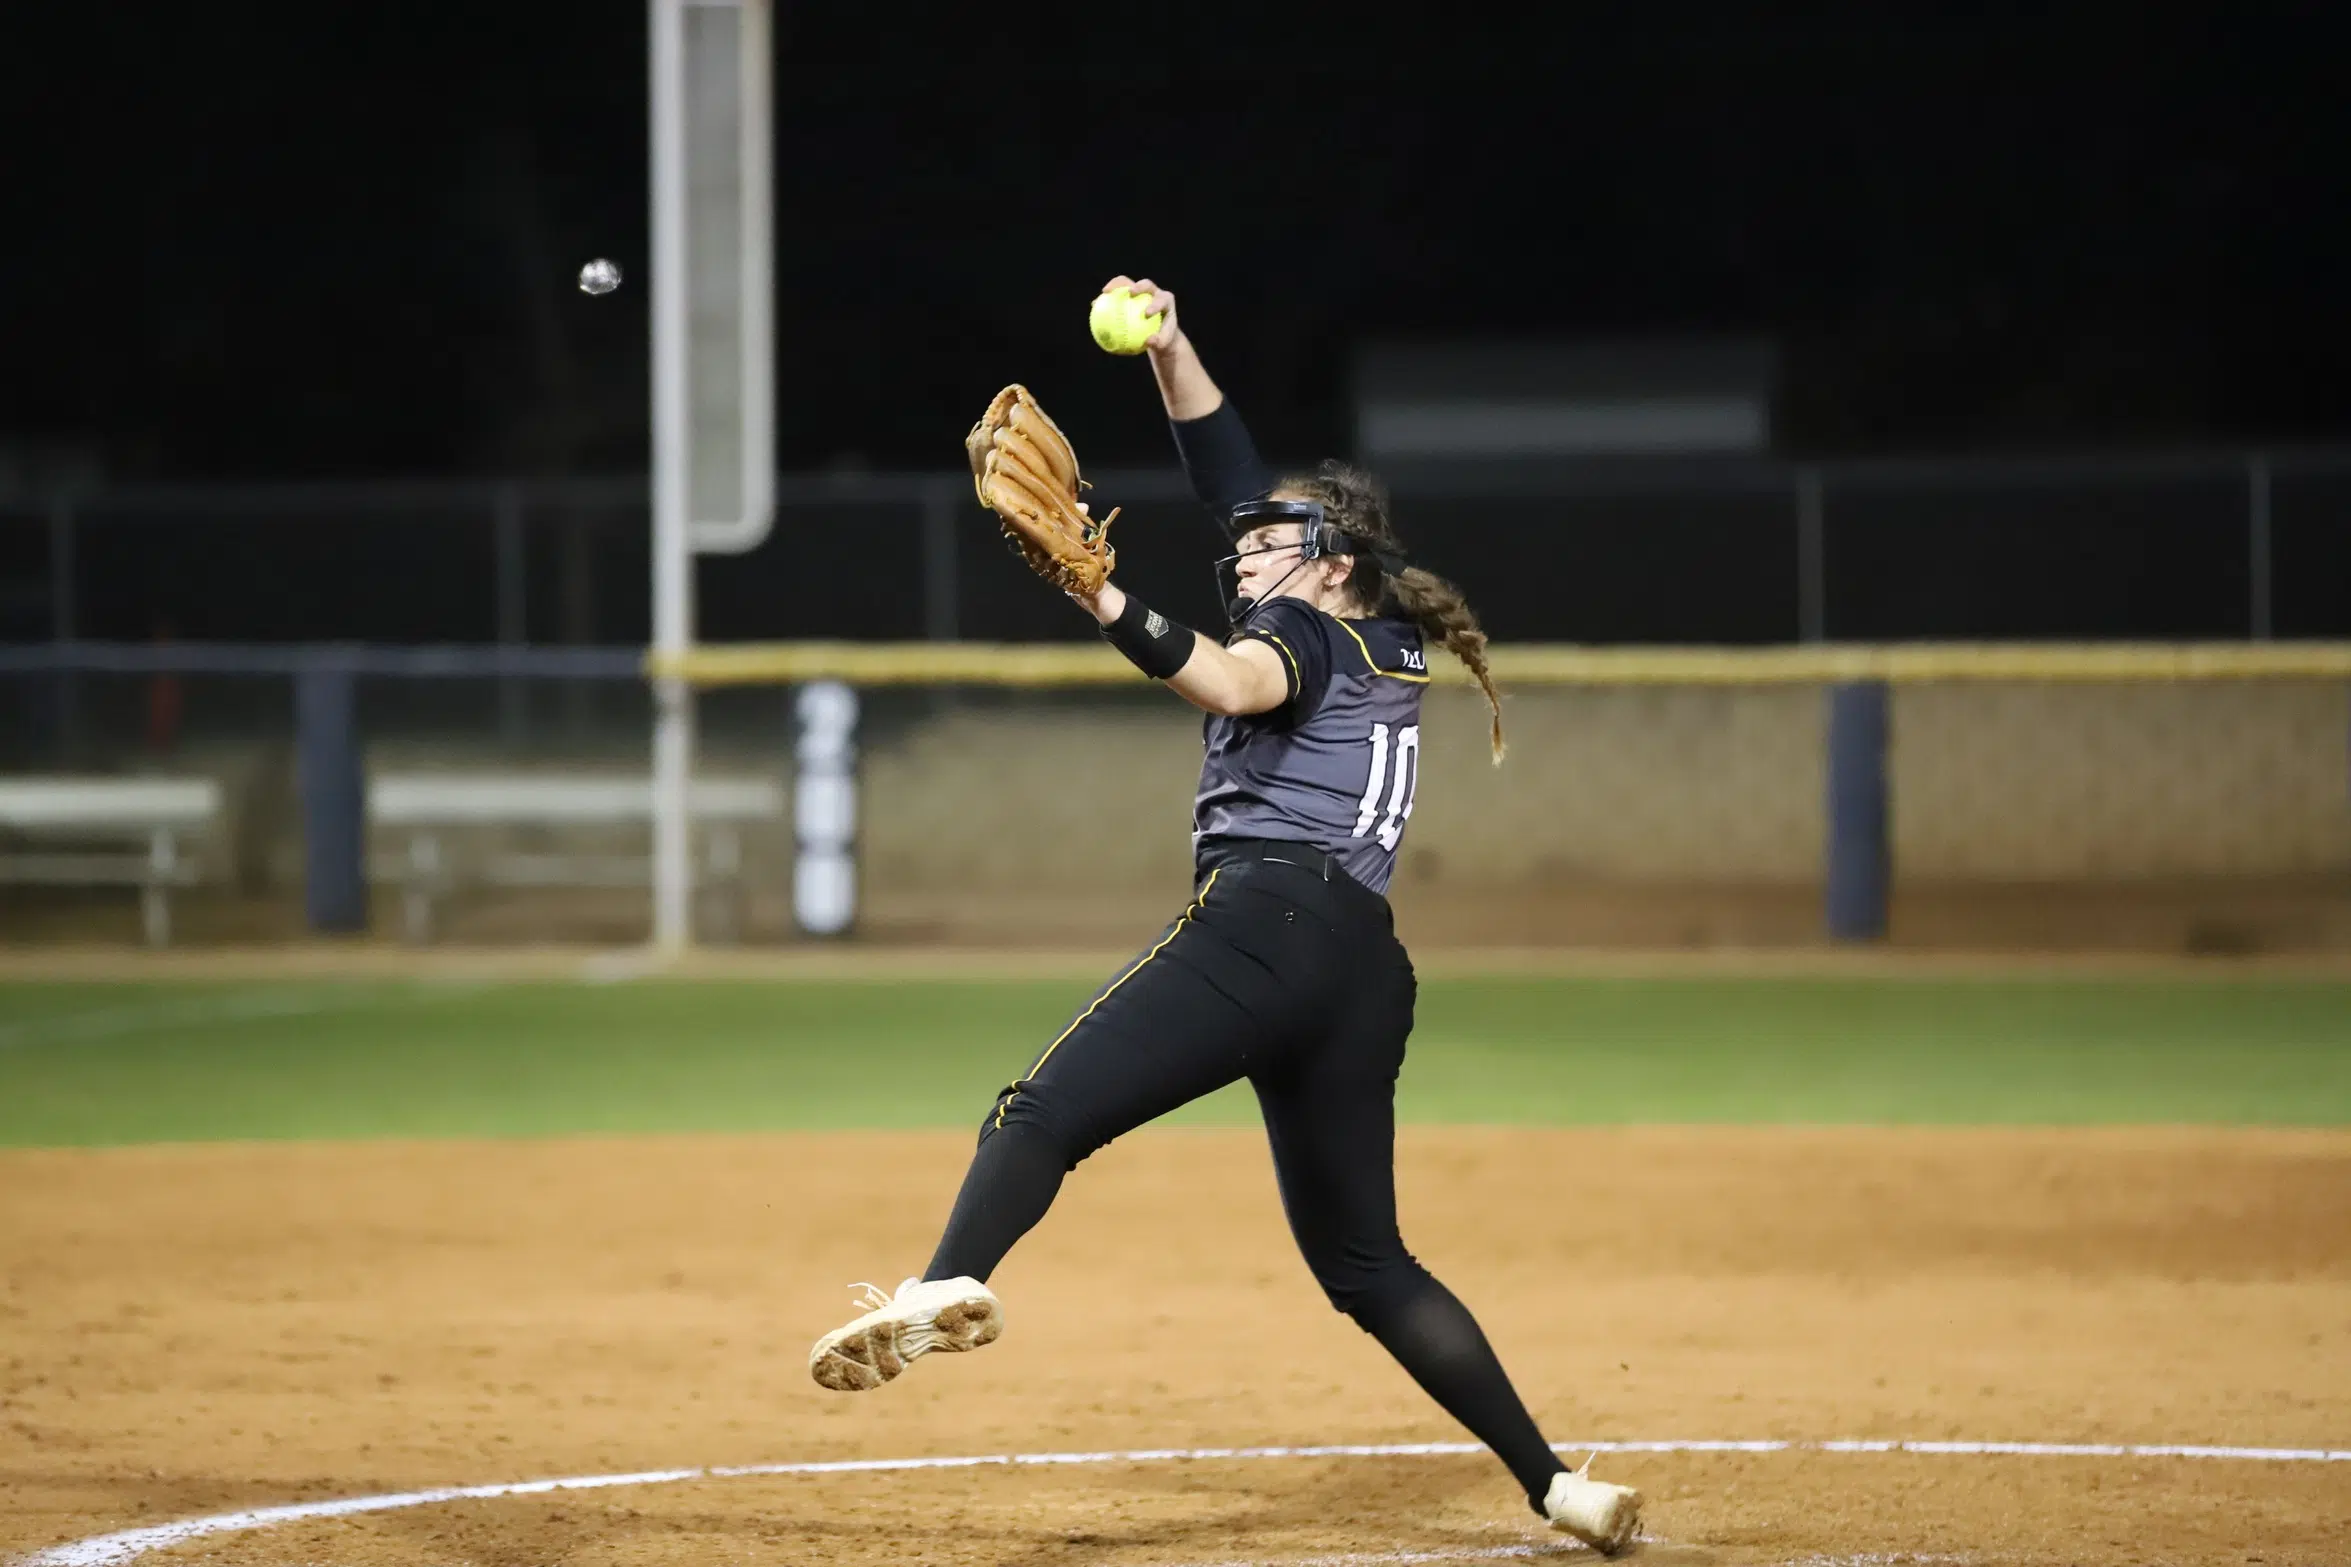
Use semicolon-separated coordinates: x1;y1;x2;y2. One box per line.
367;773;786;942
0;776;223;946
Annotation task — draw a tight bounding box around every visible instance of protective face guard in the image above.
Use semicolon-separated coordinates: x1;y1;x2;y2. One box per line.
1217;498;1364;630
1225;498;1351;560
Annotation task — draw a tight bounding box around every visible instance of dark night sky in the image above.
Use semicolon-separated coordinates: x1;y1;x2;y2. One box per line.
4;4;2346;482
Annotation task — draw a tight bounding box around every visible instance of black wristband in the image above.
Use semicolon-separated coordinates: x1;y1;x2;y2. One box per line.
1100;593;1198;680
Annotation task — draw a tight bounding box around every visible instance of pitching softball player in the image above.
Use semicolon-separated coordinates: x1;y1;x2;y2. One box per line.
809;278;1643;1553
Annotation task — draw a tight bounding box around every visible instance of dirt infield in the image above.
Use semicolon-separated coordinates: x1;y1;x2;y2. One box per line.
3;1128;2347;1567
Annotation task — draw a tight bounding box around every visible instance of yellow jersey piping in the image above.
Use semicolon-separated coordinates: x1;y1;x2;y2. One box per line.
1251;631;1304;696
1323;611;1432;683
993;869;1223;1129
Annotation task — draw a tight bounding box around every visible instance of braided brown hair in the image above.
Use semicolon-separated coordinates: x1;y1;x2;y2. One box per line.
1273;461;1506;763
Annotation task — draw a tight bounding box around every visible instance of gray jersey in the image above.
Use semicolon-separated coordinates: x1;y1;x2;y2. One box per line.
1193;598;1432;893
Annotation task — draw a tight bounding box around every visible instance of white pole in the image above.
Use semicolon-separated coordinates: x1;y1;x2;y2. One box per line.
649;0;695;950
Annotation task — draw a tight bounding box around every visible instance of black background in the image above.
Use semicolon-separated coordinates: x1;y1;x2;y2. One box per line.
3;4;2346;644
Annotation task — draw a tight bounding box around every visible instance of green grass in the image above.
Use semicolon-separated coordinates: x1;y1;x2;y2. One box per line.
1;976;2348;1147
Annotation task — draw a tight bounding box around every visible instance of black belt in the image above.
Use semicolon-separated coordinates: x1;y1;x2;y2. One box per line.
1199;836;1341;882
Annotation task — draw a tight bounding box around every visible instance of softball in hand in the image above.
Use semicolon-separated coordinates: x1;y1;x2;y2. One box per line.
1089;288;1163;356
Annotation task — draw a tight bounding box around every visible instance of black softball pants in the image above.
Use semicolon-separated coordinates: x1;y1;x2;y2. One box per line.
923;841;1566;1512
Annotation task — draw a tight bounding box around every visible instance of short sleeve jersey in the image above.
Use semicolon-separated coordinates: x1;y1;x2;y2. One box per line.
1193;597;1432;893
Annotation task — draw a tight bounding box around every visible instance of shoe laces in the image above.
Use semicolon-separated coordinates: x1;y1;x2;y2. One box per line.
848;1280;895;1312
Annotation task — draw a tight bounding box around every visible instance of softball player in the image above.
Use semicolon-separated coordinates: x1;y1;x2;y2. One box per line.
810;278;1643;1553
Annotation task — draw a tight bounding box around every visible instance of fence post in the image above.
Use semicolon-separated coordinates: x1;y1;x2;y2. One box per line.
1795;465;1825;642
1824;681;1889;941
494;483;528;745
48;497;78;760
297;662;368;933
2248;454;2273;640
921;478;959;641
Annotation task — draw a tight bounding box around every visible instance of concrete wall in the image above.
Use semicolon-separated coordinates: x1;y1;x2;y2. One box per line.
844;680;2349;948
13;680;2341;948
856;680;2350;891
1893;681;2351;878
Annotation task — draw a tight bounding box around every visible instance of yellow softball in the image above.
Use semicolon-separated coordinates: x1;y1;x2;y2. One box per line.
1089;289;1163;356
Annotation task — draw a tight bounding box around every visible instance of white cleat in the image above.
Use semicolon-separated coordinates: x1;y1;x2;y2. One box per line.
807;1276;1003;1392
1544;1455;1644;1555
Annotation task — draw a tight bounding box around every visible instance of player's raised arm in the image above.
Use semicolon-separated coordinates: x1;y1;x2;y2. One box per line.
1100;275;1272;526
1099;275;1217;420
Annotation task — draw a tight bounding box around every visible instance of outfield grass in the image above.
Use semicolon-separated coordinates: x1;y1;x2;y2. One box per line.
1;976;2348;1146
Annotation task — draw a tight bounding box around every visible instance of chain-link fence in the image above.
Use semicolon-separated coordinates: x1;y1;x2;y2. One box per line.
5;448;2348;676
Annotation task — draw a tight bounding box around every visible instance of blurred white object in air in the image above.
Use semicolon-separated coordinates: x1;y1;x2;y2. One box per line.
578;258;624;296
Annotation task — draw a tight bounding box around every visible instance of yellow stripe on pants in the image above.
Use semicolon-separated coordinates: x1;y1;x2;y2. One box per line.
993;869;1222;1130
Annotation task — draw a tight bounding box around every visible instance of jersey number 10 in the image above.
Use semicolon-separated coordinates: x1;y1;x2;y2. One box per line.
1352;723;1421;853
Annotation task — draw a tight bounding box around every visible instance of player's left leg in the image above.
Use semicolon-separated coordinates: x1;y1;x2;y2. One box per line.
1250;896;1640;1551
810;864;1329;1393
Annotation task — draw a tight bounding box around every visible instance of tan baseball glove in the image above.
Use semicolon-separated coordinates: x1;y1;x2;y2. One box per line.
965;384;1119;596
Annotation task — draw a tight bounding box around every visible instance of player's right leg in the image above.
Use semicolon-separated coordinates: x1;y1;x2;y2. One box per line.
808;865;1326;1393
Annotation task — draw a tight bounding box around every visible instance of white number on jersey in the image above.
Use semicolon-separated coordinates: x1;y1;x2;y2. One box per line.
1351;722;1421;852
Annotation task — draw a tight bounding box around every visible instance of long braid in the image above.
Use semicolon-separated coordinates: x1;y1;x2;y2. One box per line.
1389;566;1505;763
1276;461;1506;764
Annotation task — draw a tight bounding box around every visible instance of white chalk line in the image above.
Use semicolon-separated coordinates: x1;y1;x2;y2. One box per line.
1152;1550;1971;1567
17;1437;2348;1567
1151;1546;1584;1567
577;947;673;985
0;984;501;1053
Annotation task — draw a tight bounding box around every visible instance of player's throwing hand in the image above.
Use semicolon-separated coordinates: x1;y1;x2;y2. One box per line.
1099;275;1180;354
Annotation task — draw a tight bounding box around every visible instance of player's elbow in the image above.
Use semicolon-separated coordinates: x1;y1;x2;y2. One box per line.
1208;671;1289;718
1175;665;1283;719
1170;641;1288;717
1198;689;1266;718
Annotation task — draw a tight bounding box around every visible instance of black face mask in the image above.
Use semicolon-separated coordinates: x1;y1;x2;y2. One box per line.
1219;498;1342;631
1216;497;1408;631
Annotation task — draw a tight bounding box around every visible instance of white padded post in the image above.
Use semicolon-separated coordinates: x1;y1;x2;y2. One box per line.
142;828;177;947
